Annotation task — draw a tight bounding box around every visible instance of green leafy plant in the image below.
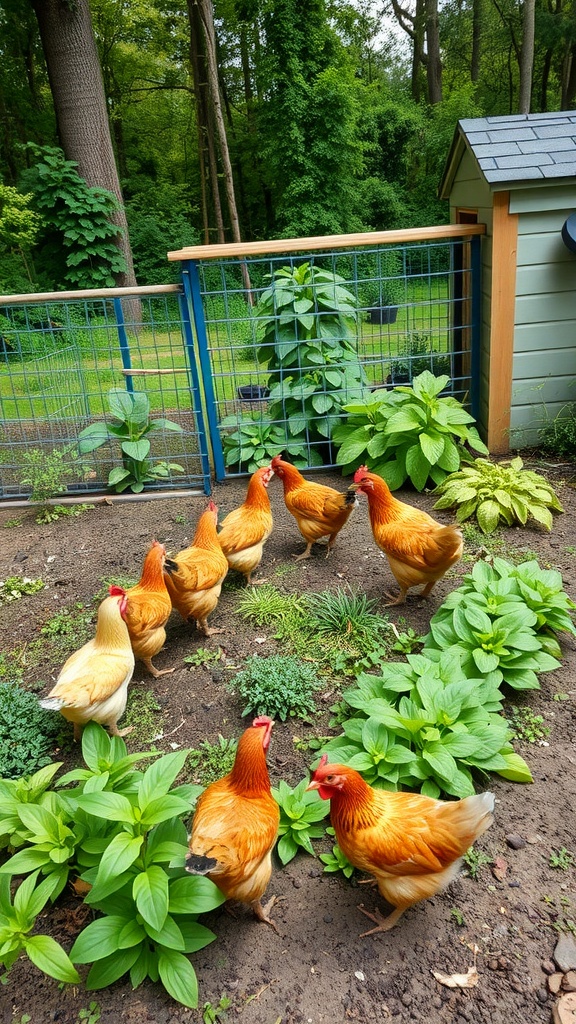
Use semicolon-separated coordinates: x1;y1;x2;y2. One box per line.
0;869;80;983
272;778;329;864
0;724;221;1009
78;389;184;493
0;576;44;605
236;585;306;628
202;995;232;1024
322;648;532;798
0;682;64;779
334;370;488;491
423;558;567;692
505;706;550;744
320;843;355;878
19;447;80;521
229;655;321;721
538;402;576;458
432;456;563;533
462;847;491;879
186;736;238;786
304;588;391;649
450;907;466;926
386;335;451;385
549;848;574;870
219;414;295;472
183;647;224;669
77;1002;101;1024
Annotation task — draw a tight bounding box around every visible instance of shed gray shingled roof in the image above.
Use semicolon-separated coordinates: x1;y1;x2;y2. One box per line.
440;111;576;194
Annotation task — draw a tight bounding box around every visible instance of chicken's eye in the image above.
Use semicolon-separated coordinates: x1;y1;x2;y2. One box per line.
325;774;334;782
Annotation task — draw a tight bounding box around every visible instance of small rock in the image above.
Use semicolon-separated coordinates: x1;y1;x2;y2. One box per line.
537;988;549;1003
563;972;576;993
498;957;509;970
211;670;222;683
292;878;302;889
553;992;576;1024
489;959;499;971
549;974;565;994
493;923;509;939
432;996;442;1009
542;961;557;976
323;914;333;924
508;880;521;887
354;970;365;981
491;856;508;881
555;933;576;973
401;992;412;1007
526;834;543;845
506;834;526;850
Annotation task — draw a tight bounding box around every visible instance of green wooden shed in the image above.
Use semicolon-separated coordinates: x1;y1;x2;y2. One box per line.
440;111;576;453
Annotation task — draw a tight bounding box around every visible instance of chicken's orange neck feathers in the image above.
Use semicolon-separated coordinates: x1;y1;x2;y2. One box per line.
244;473;272;510
362;475;406;525
192;509;220;550
228;727;271;795
325;770;379;831
137;544;167;591
275;461;305;492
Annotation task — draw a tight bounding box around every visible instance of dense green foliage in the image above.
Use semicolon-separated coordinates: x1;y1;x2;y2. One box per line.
334;371;488;490
230;654;321;721
272;778;330;864
0;724;221;1008
0;682;63;779
433;456;563;532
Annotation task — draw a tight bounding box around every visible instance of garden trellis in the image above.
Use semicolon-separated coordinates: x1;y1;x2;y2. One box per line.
0;226;483;501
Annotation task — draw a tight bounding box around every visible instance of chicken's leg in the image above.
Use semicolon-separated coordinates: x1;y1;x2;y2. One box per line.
142;657;176;679
108;722;134;738
357;903;405;935
251;895;281;934
292;542;313;561
196;618;224;636
383;588;407;607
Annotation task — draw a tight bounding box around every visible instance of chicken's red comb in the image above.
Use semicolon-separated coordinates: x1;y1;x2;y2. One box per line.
315;754;329;772
353;465;369;483
252;715;274;728
109;584;126;597
208;499;217;512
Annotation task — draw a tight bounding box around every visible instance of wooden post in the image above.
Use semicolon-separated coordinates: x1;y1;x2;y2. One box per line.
487;191;518;453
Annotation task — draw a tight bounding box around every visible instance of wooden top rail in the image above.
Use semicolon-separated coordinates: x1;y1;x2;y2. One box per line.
0;284;182;306
167;224;486;262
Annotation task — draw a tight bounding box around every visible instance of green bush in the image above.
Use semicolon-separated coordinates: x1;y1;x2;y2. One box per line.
272;778;329;864
0;682;64;779
230;654;321;720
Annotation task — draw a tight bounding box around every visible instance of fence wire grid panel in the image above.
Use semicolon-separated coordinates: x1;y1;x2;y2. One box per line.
186;238;479;479
0;291;210;499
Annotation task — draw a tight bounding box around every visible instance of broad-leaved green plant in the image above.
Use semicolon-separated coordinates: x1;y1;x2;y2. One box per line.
272;778;329;864
334;370;488;490
0;869;80;983
432;456;563;533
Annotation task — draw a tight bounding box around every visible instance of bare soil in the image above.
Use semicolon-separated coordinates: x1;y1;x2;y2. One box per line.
1;467;575;1024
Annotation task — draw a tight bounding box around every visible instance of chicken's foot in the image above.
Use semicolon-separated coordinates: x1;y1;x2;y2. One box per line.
143;659;176;679
108;724;134;737
252;895;282;934
292;543;313;561
383;590;407;607
357;903;405;935
197;620;225;636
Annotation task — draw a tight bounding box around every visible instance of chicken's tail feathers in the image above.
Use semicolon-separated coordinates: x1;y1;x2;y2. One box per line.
39;697;64;712
185;852;219;875
461;790;495;838
164;557;179;575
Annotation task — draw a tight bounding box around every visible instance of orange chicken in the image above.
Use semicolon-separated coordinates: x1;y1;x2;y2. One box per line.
163;500;228;636
218;465;274;583
39;593;135;740
109;539;173;678
351;466;463;605
186;716;280;931
271;455;356;560
307;756;494;934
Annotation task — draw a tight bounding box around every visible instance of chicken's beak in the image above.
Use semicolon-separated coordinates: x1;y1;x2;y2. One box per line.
347;482;360;492
305;779;320;792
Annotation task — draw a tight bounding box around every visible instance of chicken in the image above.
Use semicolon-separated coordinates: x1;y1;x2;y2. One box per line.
185;716;280;931
218;465;274;584
38;593;135;741
350;465;463;605
307;755;494;934
109;539;173;678
163;500;228;636
271;455;356;560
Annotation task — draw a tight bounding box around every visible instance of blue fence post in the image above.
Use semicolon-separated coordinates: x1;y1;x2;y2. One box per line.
178;289;212;496
113;297;134;394
181;260;226;481
469;234;482;422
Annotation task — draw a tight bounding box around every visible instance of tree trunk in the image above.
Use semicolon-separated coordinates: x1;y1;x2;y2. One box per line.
187;0;225;243
411;0;426;102
425;0;443;103
518;0;535;112
31;0;137;289
471;0;482;82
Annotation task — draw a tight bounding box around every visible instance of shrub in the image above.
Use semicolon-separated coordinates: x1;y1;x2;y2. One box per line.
334;370;488;491
0;682;64;779
538;403;576;458
432;456;563;533
230;654;321;720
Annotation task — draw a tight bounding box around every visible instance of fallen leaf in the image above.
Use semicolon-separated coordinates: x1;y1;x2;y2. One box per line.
432;966;479;989
253;636;267;644
70;878;92;897
491;856;508;881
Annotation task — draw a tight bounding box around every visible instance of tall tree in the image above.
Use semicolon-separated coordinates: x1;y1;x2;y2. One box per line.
518;0;536;110
30;0;137;287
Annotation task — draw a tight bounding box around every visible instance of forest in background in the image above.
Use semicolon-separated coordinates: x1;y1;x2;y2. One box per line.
1;0;575;293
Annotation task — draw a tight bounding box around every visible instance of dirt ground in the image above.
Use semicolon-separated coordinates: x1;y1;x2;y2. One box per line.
0;464;575;1024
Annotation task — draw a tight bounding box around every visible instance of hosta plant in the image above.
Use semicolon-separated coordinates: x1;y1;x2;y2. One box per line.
219;413;316;472
272;778;329;864
322;649;530;799
432;456;563;533
334;370;488;491
423;560;564;692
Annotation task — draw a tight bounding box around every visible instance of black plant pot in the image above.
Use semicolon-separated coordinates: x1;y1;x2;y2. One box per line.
237;385;270;402
368;306;399;325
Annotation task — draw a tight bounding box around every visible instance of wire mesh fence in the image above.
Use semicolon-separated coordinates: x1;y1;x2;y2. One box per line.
178;233;480;479
0;287;211;499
